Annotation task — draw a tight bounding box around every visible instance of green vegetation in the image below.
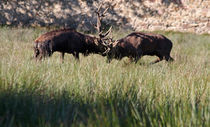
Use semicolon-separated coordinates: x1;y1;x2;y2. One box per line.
0;27;209;127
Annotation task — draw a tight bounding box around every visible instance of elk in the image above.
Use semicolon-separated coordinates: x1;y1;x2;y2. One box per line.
105;32;174;64
33;4;111;62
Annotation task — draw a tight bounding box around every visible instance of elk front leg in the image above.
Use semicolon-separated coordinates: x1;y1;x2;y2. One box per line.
134;50;142;63
61;52;65;63
106;54;113;63
134;55;142;64
38;55;43;61
73;52;79;60
106;58;112;63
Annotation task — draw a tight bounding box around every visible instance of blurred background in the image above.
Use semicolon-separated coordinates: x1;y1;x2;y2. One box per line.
0;0;209;34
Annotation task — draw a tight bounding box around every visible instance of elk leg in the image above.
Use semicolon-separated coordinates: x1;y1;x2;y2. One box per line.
75;53;79;60
165;55;174;62
129;57;134;63
106;55;113;63
128;57;139;63
61;52;65;63
106;58;111;63
33;47;40;60
34;54;40;61
73;52;79;60
38;55;43;61
134;50;143;63
35;51;39;58
134;55;142;63
134;58;139;64
150;56;163;64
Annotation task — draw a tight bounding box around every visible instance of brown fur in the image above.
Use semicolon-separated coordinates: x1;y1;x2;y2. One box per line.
34;28;107;61
107;32;174;64
35;28;75;43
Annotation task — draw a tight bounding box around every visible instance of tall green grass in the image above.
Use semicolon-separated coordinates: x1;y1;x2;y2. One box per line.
0;27;209;127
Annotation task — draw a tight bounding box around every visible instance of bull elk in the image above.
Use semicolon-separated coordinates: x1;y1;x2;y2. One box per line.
105;32;174;64
33;4;111;62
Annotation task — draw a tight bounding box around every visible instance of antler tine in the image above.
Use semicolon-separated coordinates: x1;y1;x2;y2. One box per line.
96;14;101;33
109;29;114;45
90;21;97;30
102;7;109;17
97;3;102;13
102;26;112;38
98;31;104;38
112;40;119;47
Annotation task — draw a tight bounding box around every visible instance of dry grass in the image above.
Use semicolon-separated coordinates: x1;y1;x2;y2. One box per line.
0;27;209;127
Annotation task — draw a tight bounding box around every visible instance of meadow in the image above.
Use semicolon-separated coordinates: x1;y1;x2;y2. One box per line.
0;27;209;127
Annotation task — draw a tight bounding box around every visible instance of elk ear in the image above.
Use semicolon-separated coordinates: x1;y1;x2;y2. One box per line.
94;39;99;46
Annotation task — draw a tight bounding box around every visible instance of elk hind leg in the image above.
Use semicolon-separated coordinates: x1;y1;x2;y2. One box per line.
150;56;163;64
60;52;65;63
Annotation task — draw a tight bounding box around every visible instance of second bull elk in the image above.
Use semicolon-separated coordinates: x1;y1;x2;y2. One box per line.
33;4;111;62
106;32;174;64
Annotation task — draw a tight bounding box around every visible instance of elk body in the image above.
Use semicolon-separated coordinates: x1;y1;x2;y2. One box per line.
33;4;111;62
107;32;174;64
34;28;108;61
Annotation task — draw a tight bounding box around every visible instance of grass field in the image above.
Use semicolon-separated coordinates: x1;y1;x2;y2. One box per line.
0;27;209;127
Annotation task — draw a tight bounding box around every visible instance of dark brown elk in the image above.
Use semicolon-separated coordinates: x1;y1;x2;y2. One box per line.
33;4;111;62
106;32;174;64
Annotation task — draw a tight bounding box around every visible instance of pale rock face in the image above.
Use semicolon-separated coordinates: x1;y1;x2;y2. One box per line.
0;0;209;34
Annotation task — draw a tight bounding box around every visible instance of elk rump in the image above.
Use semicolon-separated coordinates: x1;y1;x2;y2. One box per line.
107;32;174;64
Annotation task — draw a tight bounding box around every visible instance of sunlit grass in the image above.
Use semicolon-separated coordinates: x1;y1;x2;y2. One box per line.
0;27;209;127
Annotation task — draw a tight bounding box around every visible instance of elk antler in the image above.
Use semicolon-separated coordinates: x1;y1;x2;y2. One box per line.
102;39;119;55
100;26;112;38
94;3;112;39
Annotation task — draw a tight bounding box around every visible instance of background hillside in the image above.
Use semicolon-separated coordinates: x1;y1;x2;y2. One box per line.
0;0;209;34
